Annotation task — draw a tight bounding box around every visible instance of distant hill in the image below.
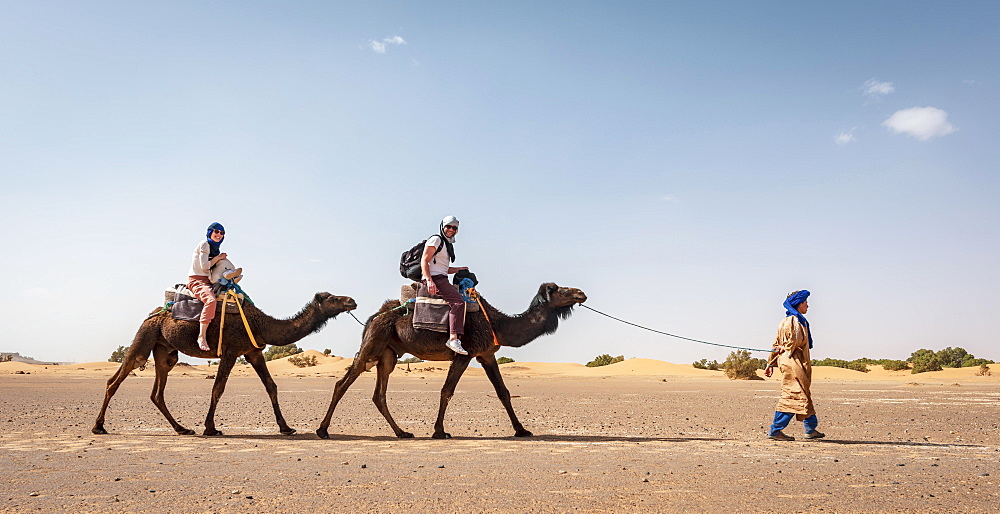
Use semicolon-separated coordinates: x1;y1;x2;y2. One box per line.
0;352;72;365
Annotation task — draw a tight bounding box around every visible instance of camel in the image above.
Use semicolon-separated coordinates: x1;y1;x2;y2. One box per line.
92;292;357;436
316;282;586;439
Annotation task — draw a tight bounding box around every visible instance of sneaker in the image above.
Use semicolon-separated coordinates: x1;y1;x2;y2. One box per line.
198;337;210;352
446;339;468;355
223;268;243;280
768;431;795;441
804;430;826;439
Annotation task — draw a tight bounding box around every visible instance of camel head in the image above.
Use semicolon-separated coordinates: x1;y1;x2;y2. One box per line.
314;292;358;317
533;283;587;309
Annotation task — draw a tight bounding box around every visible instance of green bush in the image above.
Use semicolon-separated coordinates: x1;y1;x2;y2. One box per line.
264;344;303;361
692;358;720;370
811;358;869;373
882;360;910;371
323;348;332;356
108;346;127;363
398;356;423;364
908;349;943;374
722;350;765;380
586;354;624;367
237;356;248;365
288;354;318;367
497;356;515;364
976;364;991;377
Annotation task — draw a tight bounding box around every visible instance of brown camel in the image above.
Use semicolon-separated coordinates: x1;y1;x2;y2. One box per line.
93;292;357;436
316;282;586;439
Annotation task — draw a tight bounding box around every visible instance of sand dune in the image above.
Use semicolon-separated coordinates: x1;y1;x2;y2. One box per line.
3;357;996;383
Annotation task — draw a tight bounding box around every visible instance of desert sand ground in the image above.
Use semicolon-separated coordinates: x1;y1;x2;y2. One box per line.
1;353;998;513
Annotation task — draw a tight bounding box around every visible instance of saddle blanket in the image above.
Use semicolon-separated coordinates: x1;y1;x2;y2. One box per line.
165;284;242;321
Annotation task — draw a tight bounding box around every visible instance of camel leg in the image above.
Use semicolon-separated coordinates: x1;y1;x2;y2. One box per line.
244;350;295;435
92;332;157;435
478;354;532;437
202;355;237;436
371;347;412;438
432;355;473;439
315;357;370;439
149;346;194;435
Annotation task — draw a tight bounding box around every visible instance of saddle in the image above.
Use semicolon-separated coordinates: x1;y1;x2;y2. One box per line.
164;258;246;321
401;281;479;333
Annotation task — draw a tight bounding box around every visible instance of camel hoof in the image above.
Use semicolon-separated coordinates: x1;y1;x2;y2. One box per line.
432;431;452;439
280;428;297;436
203;429;223;436
176;428;196;436
316;428;330;439
515;429;533;437
91;426;107;435
396;431;414;439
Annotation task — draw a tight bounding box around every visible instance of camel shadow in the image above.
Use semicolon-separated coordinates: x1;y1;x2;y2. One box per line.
813;439;987;449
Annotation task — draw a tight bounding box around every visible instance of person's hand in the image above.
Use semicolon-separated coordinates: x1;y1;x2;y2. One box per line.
427;281;438;296
764;367;774;378
218;252;227;260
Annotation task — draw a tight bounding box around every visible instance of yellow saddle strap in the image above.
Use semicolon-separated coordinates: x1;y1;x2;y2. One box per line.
218;289;261;357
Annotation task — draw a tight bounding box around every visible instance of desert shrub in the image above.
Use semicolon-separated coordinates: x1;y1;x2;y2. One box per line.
586;354;624;367
264;344;303;361
108;346;126;363
237;356;248;365
288;354;318;367
722;350;766;380
692;358;720;370
398;356;423;364
882;360;910;371
0;354;12;363
811;358;869;373
908;349;943;374
323;348;332;356
497;356;515;364
975;364;991;377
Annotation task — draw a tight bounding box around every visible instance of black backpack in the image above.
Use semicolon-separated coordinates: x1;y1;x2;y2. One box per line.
399;236;449;281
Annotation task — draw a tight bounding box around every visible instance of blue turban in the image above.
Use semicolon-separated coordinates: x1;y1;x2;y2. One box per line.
206;222;225;258
783;290;814;349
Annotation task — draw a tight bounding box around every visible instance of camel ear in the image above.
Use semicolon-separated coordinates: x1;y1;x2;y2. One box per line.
540;283;558;303
315;292;330;303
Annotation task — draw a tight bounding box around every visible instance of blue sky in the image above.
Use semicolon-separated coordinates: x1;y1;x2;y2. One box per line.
2;1;998;365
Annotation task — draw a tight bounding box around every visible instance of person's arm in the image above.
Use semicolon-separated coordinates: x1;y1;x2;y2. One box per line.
421;244;437;295
447;266;468;274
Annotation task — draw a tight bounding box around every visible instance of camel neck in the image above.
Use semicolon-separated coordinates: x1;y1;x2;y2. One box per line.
480;296;562;348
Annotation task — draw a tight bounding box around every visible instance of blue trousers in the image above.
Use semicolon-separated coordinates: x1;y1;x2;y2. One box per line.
769;411;818;435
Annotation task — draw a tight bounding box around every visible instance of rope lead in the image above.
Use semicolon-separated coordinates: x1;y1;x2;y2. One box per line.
579;304;770;353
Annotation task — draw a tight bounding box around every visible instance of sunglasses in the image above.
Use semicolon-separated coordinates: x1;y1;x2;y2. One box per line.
212;229;225;235
444;225;458;230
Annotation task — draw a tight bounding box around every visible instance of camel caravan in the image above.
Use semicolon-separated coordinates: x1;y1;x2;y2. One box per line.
92;218;587;440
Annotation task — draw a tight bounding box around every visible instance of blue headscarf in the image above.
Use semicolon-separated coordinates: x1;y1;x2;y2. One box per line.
783;290;813;349
206;222;225;258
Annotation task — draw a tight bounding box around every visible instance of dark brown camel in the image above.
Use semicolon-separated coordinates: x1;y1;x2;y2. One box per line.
316;283;586;439
93;292;357;436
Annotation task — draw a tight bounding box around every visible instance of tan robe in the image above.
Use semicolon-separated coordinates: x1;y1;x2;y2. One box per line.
771;316;814;419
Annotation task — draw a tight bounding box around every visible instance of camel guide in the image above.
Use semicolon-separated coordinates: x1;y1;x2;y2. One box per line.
764;290;824;441
420;216;469;355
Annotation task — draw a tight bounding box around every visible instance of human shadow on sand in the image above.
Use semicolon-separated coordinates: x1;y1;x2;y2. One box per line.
812;439;987;449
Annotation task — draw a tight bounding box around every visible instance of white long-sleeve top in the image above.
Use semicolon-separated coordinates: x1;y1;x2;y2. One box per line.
188;241;213;277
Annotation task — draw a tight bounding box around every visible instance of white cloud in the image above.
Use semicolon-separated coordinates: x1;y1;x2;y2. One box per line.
834;131;857;145
963;79;981;86
661;194;676;202
369;35;407;54
883;106;956;141
861;79;894;103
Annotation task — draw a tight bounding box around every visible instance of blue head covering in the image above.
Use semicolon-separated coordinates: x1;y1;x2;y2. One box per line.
206;222;225;258
783;290;813;349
